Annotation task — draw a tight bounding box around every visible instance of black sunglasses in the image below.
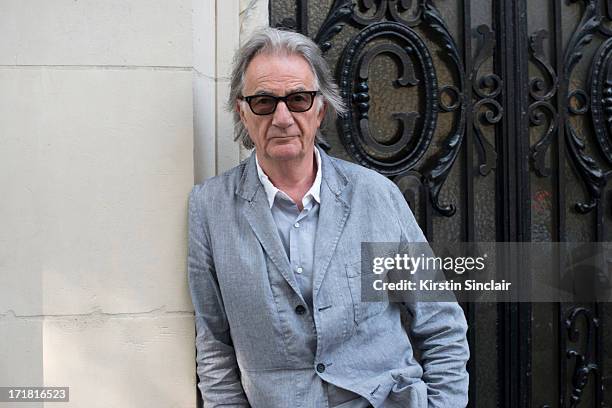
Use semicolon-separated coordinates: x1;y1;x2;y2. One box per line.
239;91;320;115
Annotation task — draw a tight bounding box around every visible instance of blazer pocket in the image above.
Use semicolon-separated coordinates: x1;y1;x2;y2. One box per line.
345;264;387;325
387;377;428;408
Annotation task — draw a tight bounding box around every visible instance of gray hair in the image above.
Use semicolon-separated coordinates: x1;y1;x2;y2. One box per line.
227;27;346;150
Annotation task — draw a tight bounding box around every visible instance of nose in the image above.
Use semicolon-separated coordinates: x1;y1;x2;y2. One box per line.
271;100;295;129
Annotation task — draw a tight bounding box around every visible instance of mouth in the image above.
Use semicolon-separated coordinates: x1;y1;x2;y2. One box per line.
269;135;299;140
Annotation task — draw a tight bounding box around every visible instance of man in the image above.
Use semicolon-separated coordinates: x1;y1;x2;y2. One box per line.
188;28;469;407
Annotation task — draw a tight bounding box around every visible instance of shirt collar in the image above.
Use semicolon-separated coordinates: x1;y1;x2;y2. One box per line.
255;146;322;209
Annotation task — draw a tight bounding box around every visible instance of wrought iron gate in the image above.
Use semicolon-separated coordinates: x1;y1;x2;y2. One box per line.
269;1;612;407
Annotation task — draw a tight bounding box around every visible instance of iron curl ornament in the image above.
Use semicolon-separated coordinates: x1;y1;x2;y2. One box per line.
563;0;606;213
472;24;502;177
419;0;467;216
565;307;600;408
312;0;467;216
528;28;558;178
590;37;612;164
337;21;438;176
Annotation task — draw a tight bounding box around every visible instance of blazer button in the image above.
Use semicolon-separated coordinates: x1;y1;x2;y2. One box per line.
295;305;306;315
316;363;326;373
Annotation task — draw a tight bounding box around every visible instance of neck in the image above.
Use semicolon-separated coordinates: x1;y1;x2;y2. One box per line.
257;148;317;209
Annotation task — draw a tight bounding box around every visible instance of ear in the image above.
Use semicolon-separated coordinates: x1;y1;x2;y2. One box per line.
236;100;247;123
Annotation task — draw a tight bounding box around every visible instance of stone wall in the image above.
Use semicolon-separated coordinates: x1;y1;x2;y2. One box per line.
0;1;267;406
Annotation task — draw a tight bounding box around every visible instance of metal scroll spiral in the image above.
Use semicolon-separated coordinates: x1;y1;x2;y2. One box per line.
351;0;422;27
314;0;355;53
315;0;422;53
565;307;600;408
317;0;436;178
589;28;612;233
472;24;502;177
337;22;438;175
314;0;465;216
347;0;468;216
590;37;612;167
563;0;606;214
419;1;467;216
528;29;559;178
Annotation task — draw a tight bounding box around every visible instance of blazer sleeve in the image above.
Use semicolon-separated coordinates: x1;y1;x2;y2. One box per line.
388;183;470;408
188;185;251;407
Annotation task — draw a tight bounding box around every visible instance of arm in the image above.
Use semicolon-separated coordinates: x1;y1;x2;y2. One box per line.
188;185;250;407
404;301;469;407
388;184;470;408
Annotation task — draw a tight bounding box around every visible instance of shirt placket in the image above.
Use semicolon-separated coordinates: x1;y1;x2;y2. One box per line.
292;203;315;307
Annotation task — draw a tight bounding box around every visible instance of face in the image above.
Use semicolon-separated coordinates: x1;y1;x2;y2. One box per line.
237;52;326;165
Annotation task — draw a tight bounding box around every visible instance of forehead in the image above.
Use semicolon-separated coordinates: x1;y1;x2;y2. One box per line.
243;52;316;94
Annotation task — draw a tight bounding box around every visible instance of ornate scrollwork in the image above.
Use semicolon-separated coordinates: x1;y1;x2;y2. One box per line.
567;125;607;213
314;0;354;52
313;0;463;217
352;0;388;26
393;170;427;229
473;100;502;176
439;85;461;112
590;37;612;163
527;29;558;177
565;307;600;408
472;24;502;177
419;0;466;216
569;90;590;115
388;0;422;27
529;30;558;102
351;0;422;27
529;101;558;177
563;0;606;213
338;21;437;175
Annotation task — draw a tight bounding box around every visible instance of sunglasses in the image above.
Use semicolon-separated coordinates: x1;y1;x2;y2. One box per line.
239;91;320;115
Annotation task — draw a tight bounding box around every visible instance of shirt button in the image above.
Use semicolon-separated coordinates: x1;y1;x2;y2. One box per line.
316;363;326;373
295;305;306;315
294;222;300;228
296;267;303;274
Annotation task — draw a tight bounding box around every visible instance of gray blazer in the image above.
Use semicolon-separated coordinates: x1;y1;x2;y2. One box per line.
188;150;469;408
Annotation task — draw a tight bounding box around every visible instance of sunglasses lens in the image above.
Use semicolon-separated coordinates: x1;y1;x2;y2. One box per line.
287;92;314;112
249;96;276;115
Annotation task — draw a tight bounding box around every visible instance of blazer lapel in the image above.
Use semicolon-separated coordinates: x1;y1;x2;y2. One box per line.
237;153;304;299
312;151;351;299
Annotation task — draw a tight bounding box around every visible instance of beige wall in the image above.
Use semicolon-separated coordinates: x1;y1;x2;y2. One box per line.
0;0;267;406
194;0;268;183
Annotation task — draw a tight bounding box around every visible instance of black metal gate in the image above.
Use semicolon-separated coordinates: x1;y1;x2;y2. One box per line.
269;1;612;406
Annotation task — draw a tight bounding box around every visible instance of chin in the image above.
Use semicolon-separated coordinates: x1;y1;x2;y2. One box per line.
266;144;304;161
269;151;303;162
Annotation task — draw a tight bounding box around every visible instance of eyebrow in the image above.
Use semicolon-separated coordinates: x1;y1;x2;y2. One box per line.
251;86;308;96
